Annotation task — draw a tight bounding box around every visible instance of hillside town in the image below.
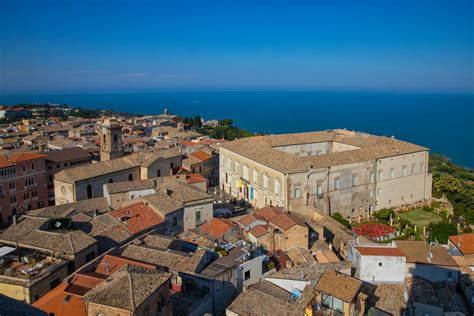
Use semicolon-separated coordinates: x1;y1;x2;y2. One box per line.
0;103;473;316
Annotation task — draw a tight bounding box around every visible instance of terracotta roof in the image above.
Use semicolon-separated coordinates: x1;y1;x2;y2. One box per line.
0;155;14;168
200;218;233;239
269;212;306;231
186;173;206;184
449;233;474;255
239;214;264;227
83;265;171;311
356;246;405;257
254;206;284;221
109;202;164;234
33;283;87;316
315;269;362;302
396;240;458;267
189;150;212;161
248;224;270;238
8;152;47;162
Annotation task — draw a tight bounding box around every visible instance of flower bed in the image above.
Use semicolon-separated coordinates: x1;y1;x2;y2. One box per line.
352;223;397;239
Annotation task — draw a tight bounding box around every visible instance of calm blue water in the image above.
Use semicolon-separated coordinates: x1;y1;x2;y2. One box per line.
1;91;473;168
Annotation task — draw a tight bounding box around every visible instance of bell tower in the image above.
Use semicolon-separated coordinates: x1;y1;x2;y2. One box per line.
100;117;123;161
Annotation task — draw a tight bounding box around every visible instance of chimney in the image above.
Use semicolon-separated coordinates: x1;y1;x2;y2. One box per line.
12;215;17;226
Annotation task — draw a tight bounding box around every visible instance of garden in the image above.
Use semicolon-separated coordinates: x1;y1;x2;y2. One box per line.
333;203;462;244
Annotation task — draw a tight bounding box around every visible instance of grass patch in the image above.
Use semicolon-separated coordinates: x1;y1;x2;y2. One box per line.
396;208;443;227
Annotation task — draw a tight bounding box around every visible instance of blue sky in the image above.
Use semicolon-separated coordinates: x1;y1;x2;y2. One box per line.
0;0;472;94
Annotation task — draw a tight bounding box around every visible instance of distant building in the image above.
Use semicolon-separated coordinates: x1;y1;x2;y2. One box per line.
0;107;32;119
99;117;123;161
182;149;220;188
220;129;432;222
0;152;48;227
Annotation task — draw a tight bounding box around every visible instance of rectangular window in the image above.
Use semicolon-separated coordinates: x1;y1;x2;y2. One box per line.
390;169;395;179
294;187;301;198
227;159;232;170
369;190;374;197
378;188;382;195
411;164;416;174
253;169;258;184
172;217;178;227
263;174;269;190
235;162;240;174
245;270;251;280
369;172;375;183
378;170;383;181
420;162;424;173
403;166;407;176
352;174;359;186
316;184;322;195
195;210;201;223
243;165;249;180
334;178;340;190
274;179;280;196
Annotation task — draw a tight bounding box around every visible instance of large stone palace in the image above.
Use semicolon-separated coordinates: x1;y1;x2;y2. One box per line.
219;129;432;222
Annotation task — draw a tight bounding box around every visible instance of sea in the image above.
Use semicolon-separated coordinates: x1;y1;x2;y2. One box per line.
0;91;473;168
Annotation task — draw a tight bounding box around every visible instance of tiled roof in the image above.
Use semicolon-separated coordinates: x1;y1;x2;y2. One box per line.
254;206;284;221
449;233;474;255
33;283;86;316
94;254;156;277
120;243;205;273
141;192;184;216
8;152;47;162
186;173;206;184
200;218;233;239
83;265;171;311
356;246;405;257
248;224;270;238
315;269;362;302
155;177;213;204
396;240;458;267
239;214;264;227
0;217;97;255
269;212;306;231
0;155;14;168
189;150;212;162
221;130;428;173
55;149;181;183
109;202;164;234
44;147;92;163
28;197;110;218
105;179;155;194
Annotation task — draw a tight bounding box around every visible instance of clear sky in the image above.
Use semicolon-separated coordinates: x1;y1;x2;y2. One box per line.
0;0;472;94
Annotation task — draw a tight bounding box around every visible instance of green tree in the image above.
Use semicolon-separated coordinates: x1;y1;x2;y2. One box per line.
428;222;458;244
331;212;351;229
433;175;464;195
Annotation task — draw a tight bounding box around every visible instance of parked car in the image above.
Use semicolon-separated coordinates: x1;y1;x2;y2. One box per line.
214;208;232;218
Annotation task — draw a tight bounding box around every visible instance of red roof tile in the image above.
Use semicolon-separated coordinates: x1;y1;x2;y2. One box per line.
356;247;405;257
200;218;233;238
186;173;206;184
110;202;164;235
449;233;474;255
33;283;87;316
190;150;212;161
249;224;270;238
0;155;14;168
269;212;304;231
255;206;284;221
8;152;47;162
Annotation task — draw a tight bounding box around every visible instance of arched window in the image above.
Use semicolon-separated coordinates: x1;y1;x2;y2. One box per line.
113;134;118;142
11;208;17;216
157;169;161;177
128;174;133;181
87;185;93;199
108;179;114;183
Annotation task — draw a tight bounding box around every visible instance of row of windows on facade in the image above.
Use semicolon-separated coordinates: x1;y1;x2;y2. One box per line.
0;177;36;193
226;159;282;195
0;162;41;178
9;189;39;203
48;159;89;170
